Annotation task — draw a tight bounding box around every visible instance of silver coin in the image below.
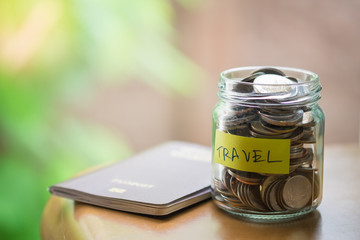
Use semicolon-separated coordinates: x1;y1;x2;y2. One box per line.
282;175;312;210
249;129;293;139
299;111;315;127
250;121;282;136
261;120;298;134
253;74;295;94
260;109;303;127
267;180;284;211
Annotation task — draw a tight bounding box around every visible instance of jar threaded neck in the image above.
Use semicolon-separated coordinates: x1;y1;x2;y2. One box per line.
218;66;321;108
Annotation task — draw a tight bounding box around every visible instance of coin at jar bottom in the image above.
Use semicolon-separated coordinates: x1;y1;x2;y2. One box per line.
212;171;317;222
281;175;312;210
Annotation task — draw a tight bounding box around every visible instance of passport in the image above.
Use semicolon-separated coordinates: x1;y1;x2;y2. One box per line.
49;141;212;216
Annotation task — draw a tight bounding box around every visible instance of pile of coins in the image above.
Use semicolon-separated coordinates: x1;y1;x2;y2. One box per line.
214;166;319;212
214;67;320;213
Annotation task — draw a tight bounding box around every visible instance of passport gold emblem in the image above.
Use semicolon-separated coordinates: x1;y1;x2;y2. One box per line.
108;187;127;194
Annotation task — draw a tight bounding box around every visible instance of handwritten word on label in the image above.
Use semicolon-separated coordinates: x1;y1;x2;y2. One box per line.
214;130;290;174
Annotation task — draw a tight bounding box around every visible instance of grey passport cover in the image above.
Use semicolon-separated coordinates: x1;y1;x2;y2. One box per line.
49;141;211;215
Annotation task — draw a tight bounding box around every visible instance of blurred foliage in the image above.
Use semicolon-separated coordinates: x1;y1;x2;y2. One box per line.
0;0;202;239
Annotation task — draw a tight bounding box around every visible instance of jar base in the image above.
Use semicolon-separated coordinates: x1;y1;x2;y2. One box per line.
214;199;317;223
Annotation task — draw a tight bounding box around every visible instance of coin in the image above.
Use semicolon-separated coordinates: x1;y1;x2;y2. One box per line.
259;108;302;120
282;175;312;210
290;148;306;159
249;128;293;139
250;121;282;136
295;166;319;200
298;131;316;144
230;106;255;115
286;76;299;83
290;148;313;166
221;113;256;125
289;127;304;143
228;124;251;136
260;175;283;204
236;181;247;205
214;176;237;199
253;74;295;94
299;111;315;127
233;73;265;93
261;120;298;134
260;107;295;115
291;142;303;150
228;169;263;185
222;167;233;192
267;180;284;211
243;72;264;82
246;185;267;211
260;109;303;127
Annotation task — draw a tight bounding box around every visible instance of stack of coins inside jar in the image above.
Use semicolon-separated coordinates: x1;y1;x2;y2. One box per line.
212;67;323;219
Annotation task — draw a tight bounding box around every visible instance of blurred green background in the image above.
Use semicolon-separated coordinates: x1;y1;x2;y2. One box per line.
0;0;202;239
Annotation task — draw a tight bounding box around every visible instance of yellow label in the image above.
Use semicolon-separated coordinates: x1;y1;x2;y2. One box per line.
214;130;290;174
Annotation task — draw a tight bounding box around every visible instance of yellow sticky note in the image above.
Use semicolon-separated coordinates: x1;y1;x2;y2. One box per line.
213;130;290;174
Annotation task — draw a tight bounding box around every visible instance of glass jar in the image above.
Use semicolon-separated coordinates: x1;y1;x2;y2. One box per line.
211;66;324;221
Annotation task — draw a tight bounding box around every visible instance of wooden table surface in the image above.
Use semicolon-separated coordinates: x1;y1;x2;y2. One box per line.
41;144;360;240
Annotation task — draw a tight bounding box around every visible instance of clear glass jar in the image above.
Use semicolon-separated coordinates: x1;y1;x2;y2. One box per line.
211;66;324;221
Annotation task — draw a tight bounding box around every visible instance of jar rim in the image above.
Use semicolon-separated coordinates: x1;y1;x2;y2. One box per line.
218;66;321;107
220;66;319;86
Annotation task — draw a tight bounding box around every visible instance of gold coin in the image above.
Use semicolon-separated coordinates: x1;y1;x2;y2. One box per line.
228;169;263;185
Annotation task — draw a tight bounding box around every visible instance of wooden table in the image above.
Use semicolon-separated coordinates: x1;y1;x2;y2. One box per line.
41;144;360;240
